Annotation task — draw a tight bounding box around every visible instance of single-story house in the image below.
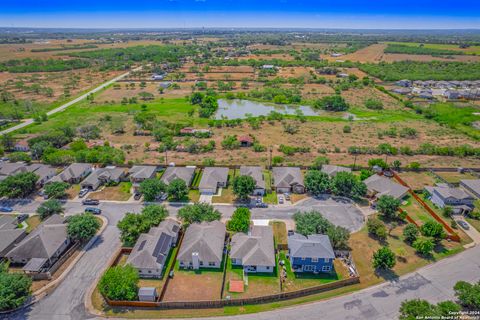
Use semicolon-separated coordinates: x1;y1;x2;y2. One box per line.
460;179;480;199
288;233;335;273
198;167;229;194
160;166;196;186
262;65;275;70
364;174;409;200
48;163;93;184
0;216;27;259
239;166;266;195
138;287;158;302
6;214;70;273
395;80;412;87
26;164;57;187
128;166;157;190
80;166;126;191
0;162;28;178
126;219;180;278
237;135;253;147
321;165;352;178
230;225;275;273
272;167;305;194
177;221;226;270
425;184;475;214
13;140;30;152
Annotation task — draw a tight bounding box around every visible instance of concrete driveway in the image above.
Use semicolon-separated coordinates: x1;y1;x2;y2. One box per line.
454;215;480;245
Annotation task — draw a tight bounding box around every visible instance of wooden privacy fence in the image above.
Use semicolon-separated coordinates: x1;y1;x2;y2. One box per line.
104;276;360;309
393;172;461;242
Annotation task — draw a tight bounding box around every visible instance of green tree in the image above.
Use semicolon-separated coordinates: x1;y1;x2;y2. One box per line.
454;281;480;309
376;195;401;219
399;299;460;320
139;178;166;202
0;264;32;311
0;172;38;198
304;170;331;196
141;205;168;226
98;265;139;301
420;221;445;241
8;152;31;163
403;224;419;243
315;95;349;111
117;213;149;246
36;199;64;220
367;217;387;240
67;213;101;242
44;181;70;199
167;178;189;201
232;175;256;200
372;246;396;269
330;171;367;199
227;207;251;233
368;158;389;170
177;203;221;226
311;156;330;169
221;135;241;150
413;237;435;255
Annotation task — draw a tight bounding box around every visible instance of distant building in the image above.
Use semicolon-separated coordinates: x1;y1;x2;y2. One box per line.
395;80;412;88
237;135;253;147
13;140;30;152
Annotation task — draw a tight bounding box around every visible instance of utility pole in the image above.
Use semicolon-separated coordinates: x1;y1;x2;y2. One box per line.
165;149;168;167
269;146;273;169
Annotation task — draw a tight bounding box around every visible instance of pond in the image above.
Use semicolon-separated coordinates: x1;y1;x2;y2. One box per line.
215;99;321;119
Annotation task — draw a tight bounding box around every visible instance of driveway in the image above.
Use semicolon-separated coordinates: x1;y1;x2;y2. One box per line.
454;215;480;245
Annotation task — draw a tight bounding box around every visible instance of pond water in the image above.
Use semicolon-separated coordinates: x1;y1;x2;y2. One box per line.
215;99;321;119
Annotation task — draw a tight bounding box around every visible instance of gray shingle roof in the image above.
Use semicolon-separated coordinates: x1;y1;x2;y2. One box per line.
460;179;480;197
288;233;335;260
0;162;28;176
129;166;157;180
0;229;26;256
161;167;195;186
82;167;125;187
199;167;229;190
126;219;180;270
26;164;56;181
177;221;225;264
321;165;352;177
6;214;67;262
230;226;275;267
239;166;265;189
364;174;409;200
0;215;18;231
272;167;303;188
426;185;474;201
50;163;92;183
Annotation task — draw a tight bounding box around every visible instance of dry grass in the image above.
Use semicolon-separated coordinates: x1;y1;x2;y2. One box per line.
269;221;288;247
397;172;437;191
88;182;132;201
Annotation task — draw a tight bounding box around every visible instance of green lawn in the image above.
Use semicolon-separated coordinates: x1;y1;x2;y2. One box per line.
385;41;480;55
401;196;435;225
263;191;278;204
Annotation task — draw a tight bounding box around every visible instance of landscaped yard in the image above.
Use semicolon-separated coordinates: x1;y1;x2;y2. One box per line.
263;191;278;204
290;193;308;204
212;187;236;204
65;184;81;199
279;252;344;292
162;261;225;301
224;258;280;299
188;189;200;202
89;182;132;201
401;195;435;225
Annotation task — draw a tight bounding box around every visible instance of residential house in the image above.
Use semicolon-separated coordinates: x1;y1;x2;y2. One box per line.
392;88;412;95
48;163;93;184
6;215;70;273
177;221;226;270
321;165;352;178
13;140;30;152
272;167;305;194
237;135;253;147
230;225;275;273
262;65;275;70
288;233;335;273
198;167;229;194
0;162;28;179
239;166;266;196
395;80;412;87
26;164;57;187
129;165;157;191
0;216;26;259
80;166;126;191
364;174;409;200
126;219;181;278
161;166;196;186
425;184;475;214
460;179;480;199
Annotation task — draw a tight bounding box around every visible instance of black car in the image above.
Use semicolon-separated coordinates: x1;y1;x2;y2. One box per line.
134;193;142;200
82;199;100;206
16;214;29;223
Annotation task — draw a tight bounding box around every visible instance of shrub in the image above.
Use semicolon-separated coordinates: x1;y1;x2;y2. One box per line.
372;246;396;269
367;217;387;240
227;207;251;233
420;221;445;240
403;224;419;243
364;98;384;110
314;95;349;111
177;203;221;226
413;237;435;255
99;265;139;301
376;195;401;219
67;213;101;242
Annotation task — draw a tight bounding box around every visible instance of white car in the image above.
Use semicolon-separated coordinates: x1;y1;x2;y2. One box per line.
78;188;89;198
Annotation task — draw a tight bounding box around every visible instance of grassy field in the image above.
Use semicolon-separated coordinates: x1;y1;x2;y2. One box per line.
397;171;437;191
436;171;478;184
386;42;480;55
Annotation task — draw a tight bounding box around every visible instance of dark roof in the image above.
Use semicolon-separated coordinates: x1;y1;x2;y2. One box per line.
288;233;335;260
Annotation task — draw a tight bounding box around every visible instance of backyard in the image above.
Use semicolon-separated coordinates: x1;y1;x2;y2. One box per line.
88;182;132;201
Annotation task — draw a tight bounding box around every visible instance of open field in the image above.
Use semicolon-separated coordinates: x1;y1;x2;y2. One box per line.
435;171;479;184
397;171;437;191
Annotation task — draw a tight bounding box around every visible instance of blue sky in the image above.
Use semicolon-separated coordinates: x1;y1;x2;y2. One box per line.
1;0;479;29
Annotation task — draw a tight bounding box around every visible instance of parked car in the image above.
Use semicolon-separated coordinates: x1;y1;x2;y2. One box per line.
82;199;99;206
85;207;102;215
457;220;470;230
279;197;284;204
256;202;268;208
159;193;168;201
78;188;89;198
16;214;29;223
284;193;291;201
134;193;142;200
0;206;13;212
